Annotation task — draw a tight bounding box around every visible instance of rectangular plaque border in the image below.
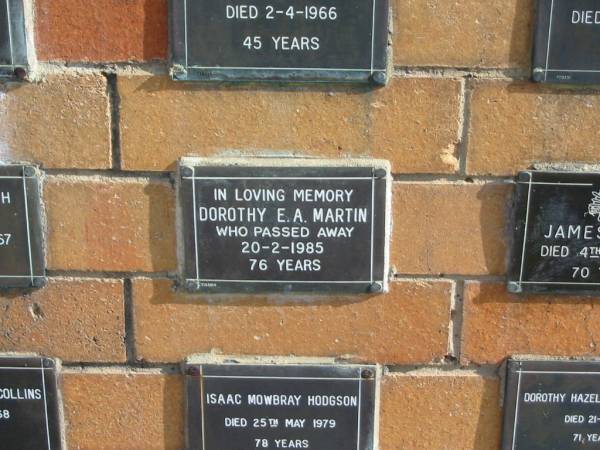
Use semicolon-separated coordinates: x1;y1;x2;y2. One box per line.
169;0;390;83
0;0;28;78
507;170;600;295
177;158;391;295
502;358;600;450
184;359;380;450
532;0;600;84
0;165;46;289
0;356;63;450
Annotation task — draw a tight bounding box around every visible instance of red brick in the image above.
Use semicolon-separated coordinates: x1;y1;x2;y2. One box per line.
132;279;452;364
392;182;511;275
380;371;502;449
35;0;167;62
462;282;600;364
0;75;110;169
0;278;125;362
119;76;462;173
44;177;176;272
63;372;184;449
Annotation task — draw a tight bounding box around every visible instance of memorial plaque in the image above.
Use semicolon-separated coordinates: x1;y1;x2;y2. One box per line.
185;362;378;450
502;359;600;449
170;0;389;83
508;171;600;294
0;0;28;77
0;357;62;449
179;161;390;294
0;165;45;288
533;0;600;84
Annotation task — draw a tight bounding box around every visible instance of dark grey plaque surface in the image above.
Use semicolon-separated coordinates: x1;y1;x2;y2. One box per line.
0;165;45;288
185;363;378;450
0;0;28;77
503;359;600;449
170;0;389;83
533;0;600;83
508;171;600;294
0;357;62;450
179;164;388;294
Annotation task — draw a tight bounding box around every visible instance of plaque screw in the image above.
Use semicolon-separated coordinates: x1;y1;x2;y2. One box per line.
187;366;200;377
32;277;47;289
23;166;36;178
180;166;193;178
373;168;387;179
507;281;523;293
184;279;199;291
368;282;383;294
13;67;27;81
42;358;54;368
370;71;387;86
361;369;374;379
532;67;544;82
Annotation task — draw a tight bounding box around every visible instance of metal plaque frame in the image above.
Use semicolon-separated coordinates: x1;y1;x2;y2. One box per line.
0;0;28;78
508;170;600;294
178;160;390;294
0;356;62;449
0;165;45;288
185;362;378;450
169;0;389;83
533;0;600;84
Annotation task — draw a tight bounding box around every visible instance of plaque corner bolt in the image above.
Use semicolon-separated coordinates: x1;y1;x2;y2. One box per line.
187;366;201;377
184;279;199;291
507;281;523;294
180;166;194;178
361;368;375;379
13;67;27;81
373;168;387;179
32;277;47;289
532;67;544;82
368;282;383;294
23;166;36;178
42;358;54;368
370;71;387;86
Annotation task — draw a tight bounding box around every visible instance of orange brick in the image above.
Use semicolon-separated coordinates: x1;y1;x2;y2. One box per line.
392;182;511;275
462;282;600;364
468;81;600;175
0;75;110;169
119;76;462;173
63;372;184;450
0;278;125;362
132;279;452;364
393;0;533;68
45;177;176;272
35;0;167;62
380;372;502;450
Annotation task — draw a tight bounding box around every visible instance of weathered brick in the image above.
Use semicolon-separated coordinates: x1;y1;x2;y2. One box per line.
63;372;184;450
119;76;462;173
392;182;511;275
468;81;600;175
462;282;600;364
0;75;110;169
393;0;533;68
0;278;125;362
132;279;451;364
380;371;502;450
45;177;176;272
35;0;167;62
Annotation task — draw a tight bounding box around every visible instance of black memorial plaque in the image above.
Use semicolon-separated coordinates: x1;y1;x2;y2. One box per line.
0;0;28;77
185;363;378;450
0;165;45;288
170;0;389;83
0;357;62;450
502;359;600;450
179;164;389;294
508;171;600;294
533;0;600;84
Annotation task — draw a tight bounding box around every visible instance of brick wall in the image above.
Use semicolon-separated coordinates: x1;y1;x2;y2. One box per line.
1;0;599;448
